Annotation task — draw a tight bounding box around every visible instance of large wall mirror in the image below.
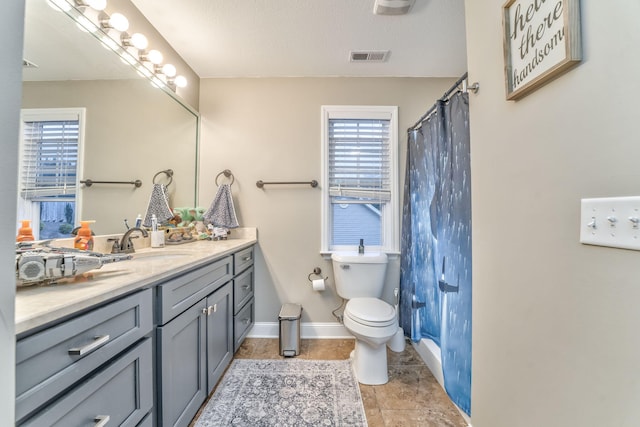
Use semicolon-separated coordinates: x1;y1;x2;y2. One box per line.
21;0;199;237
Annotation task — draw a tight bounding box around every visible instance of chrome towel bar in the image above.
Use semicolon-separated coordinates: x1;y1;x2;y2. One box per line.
256;180;318;188
81;179;142;188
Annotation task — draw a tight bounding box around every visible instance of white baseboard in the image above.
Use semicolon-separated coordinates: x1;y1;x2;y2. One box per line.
247;322;353;339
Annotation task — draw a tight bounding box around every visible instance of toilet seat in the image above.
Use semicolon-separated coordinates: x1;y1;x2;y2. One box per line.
345;298;396;328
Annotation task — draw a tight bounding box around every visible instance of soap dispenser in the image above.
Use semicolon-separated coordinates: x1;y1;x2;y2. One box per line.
74;220;95;251
16;220;35;242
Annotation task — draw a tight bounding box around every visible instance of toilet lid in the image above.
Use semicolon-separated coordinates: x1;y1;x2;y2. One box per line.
346;298;396;326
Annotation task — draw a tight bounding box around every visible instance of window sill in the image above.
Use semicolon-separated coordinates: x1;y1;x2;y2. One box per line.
320;251;400;261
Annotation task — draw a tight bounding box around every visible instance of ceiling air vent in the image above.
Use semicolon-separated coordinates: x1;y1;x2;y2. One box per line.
349;50;390;62
23;59;39;69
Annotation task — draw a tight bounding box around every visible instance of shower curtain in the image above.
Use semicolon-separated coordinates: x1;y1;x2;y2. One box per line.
400;91;471;415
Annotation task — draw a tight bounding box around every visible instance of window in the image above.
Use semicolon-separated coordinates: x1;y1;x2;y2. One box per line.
18;109;85;240
321;106;399;254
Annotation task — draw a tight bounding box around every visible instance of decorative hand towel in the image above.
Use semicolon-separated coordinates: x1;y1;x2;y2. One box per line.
143;183;174;227
203;183;239;229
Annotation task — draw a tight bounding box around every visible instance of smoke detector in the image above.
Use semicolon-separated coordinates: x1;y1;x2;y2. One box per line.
373;0;415;15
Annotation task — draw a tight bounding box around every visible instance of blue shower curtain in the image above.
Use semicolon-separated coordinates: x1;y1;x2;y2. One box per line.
400;91;471;415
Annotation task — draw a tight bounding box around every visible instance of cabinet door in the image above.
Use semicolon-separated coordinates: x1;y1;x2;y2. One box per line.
157;300;207;427
206;282;233;393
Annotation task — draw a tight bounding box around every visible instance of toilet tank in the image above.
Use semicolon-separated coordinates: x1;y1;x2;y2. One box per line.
331;252;388;299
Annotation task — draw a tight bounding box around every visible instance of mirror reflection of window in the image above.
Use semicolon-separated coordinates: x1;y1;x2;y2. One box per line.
18;108;85;240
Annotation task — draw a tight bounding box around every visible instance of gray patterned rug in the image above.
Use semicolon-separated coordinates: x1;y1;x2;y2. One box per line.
194;359;368;427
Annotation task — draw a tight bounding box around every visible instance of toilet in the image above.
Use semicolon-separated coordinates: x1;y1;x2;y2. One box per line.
332;252;402;385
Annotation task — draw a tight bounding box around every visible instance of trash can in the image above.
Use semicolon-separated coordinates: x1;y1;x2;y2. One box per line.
279;303;302;357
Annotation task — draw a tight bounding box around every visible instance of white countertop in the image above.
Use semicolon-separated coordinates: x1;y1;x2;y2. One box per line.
15;228;257;336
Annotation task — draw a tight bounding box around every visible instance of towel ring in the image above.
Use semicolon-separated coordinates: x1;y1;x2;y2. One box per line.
215;169;235;186
153;169;173;186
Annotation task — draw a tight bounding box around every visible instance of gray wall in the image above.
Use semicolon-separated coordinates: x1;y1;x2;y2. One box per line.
466;1;640;426
1;1;23;424
198;77;456;325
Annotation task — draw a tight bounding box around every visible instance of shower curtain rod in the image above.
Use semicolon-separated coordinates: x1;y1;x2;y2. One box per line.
410;72;469;130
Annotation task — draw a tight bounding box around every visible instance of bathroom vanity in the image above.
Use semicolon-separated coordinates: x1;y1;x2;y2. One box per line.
14;229;257;427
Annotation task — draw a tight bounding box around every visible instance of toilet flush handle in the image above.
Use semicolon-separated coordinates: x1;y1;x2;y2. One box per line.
340;264;350;270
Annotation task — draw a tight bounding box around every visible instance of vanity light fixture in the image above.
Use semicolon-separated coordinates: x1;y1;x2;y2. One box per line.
121;32;149;50
174;75;188;88
67;0;188;94
161;63;177;78
140;49;163;65
101;12;129;32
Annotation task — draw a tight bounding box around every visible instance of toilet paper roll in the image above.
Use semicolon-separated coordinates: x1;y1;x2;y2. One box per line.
311;278;326;291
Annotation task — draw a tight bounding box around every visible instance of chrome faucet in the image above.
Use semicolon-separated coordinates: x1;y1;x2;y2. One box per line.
114;227;149;253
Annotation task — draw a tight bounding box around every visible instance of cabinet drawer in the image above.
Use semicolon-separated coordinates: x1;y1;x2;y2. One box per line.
16;289;152;423
233;266;254;314
234;297;254;351
20;337;153;427
233;246;254;274
156;256;232;325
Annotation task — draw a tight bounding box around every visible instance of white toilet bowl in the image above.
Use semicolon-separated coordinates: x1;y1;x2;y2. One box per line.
343;297;398;385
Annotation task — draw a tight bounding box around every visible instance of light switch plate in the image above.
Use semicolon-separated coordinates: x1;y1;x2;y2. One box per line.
580;196;640;250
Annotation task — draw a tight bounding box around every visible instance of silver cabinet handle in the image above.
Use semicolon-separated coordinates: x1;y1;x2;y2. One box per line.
68;335;110;356
94;415;110;427
241;284;251;290
242;318;251;325
242;256;251;261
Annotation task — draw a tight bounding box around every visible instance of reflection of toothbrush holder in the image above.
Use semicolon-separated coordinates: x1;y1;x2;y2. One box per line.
388;287;406;352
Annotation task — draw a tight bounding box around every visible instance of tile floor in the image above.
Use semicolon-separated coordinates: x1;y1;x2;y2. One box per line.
193;338;468;427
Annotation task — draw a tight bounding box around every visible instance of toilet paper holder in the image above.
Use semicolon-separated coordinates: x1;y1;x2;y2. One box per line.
307;267;328;282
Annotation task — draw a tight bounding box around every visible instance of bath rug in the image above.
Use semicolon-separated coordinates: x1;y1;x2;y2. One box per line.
194;359;367;427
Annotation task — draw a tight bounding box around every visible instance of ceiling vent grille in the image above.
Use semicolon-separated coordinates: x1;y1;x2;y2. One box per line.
349;50;390;62
23;59;39;69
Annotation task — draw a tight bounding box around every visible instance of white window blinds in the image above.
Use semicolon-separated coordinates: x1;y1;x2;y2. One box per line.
328;118;391;201
20;119;79;199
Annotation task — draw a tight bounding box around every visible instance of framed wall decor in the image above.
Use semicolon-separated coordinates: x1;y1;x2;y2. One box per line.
502;0;582;100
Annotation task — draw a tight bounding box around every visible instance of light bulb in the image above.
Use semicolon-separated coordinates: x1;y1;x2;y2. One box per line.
162;64;177;77
108;12;129;32
130;33;148;50
147;49;163;65
174;75;187;88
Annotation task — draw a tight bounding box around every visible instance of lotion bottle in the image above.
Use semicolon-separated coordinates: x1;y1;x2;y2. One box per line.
16;220;35;242
74;220;95;251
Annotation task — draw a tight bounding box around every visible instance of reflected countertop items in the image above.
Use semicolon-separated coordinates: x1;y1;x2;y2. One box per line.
15;228;257;336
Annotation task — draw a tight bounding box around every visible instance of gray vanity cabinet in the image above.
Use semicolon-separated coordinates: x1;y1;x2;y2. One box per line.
15;288;153;426
155;255;236;427
233;247;255;351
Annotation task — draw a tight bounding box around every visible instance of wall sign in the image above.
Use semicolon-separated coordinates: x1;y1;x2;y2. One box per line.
502;0;581;100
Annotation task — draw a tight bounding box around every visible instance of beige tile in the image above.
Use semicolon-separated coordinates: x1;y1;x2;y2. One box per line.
381;409;467;427
213;338;468;427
